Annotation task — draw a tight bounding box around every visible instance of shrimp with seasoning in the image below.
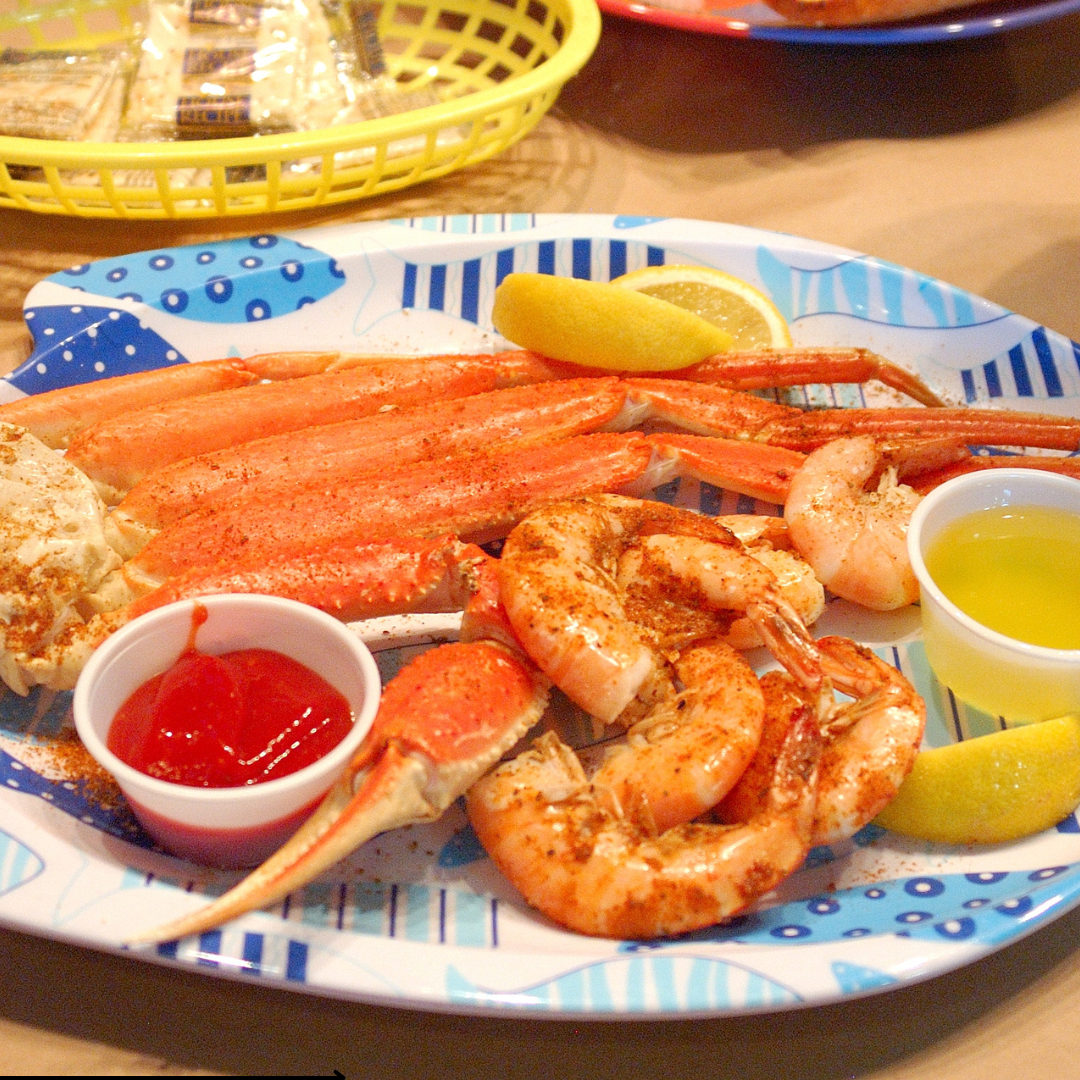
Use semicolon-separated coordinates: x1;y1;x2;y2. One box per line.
492;494;828;837
465;701;822;940
717;636;925;846
784;435;923;611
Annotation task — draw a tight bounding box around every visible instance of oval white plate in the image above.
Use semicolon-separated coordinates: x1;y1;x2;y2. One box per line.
2;213;1079;1018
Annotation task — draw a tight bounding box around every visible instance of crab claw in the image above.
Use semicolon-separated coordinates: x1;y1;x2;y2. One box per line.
127;639;549;944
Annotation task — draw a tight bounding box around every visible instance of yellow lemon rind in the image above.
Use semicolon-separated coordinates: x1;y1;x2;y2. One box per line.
874;714;1080;845
611;264;793;350
491;272;735;372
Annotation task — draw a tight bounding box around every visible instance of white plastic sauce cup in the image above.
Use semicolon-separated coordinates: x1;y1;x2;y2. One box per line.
907;468;1080;723
73;594;381;868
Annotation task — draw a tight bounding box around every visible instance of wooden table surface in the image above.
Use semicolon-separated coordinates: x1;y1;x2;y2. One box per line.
5;9;1080;1075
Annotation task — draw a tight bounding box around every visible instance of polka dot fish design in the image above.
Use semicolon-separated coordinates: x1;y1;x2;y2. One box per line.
18;306;187;395
53;235;345;324
8;234;347;398
634;861;1080;950
4;215;1080;1018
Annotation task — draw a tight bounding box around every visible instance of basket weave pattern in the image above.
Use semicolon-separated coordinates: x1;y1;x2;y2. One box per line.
0;0;599;217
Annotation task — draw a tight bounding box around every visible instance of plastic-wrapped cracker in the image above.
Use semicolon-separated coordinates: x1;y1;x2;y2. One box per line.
120;0;444;143
292;0;448;171
0;47;129;141
121;0;312;138
186;0;267;32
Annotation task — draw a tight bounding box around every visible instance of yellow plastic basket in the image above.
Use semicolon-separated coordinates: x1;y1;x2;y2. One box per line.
0;0;600;218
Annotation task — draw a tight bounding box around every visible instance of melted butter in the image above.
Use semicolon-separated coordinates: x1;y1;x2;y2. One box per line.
925;503;1080;650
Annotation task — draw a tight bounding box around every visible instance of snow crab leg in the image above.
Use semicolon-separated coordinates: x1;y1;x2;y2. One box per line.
104;378;816;552
105;377;630;551
92;433;659;609
103;372;1036;553
5;343;938;455
3;430;817;694
33;535;493;694
128;638;550;945
22;351;1080;511
758;402;1080;453
86;422;1024;620
626;378;1080;452
95;403;987;613
673;346;947;407
64;351;571;503
0;352;345;450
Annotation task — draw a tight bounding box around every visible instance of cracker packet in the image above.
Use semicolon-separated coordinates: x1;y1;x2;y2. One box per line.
121;0;313;138
119;0;442;142
0;46;130;141
303;0;440;130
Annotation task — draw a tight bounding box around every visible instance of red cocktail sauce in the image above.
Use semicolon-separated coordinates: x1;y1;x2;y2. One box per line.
107;607;354;788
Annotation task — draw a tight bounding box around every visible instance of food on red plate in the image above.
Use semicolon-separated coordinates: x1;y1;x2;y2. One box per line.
764;0;982;25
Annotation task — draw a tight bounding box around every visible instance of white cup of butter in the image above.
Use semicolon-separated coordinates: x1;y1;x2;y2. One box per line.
907;468;1080;723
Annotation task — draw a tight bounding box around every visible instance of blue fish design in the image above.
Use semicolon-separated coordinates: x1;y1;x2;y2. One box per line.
445;954;801;1013
755;245;992;330
633;864;1079;949
13;306;188;395
51;234;345;325
0;827;44;898
0;742;151;849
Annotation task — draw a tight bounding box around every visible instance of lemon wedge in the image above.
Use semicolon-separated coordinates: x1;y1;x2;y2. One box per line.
612;265;793;350
491;272;735;372
874;714;1080;845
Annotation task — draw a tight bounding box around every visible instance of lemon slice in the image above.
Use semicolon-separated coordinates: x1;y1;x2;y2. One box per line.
874;714;1080;845
491;273;734;372
612;265;792;350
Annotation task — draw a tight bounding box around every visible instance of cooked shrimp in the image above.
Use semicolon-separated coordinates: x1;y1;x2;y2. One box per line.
614;531;825;693
717;636;925;846
584;639;767;834
784;435;922;611
495;495;828;833
466;706;822;940
712;515;825;649
462;533;772;835
461;541;776;831
498;494;824;727
617;530;825;659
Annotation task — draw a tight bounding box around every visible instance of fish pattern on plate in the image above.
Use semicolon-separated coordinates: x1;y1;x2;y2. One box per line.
1;214;1079;1017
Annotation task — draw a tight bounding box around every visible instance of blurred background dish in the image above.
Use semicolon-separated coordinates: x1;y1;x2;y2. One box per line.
597;0;1080;44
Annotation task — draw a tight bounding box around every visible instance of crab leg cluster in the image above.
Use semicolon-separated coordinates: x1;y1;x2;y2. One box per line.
0;344;1073;941
1;346;1078;694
